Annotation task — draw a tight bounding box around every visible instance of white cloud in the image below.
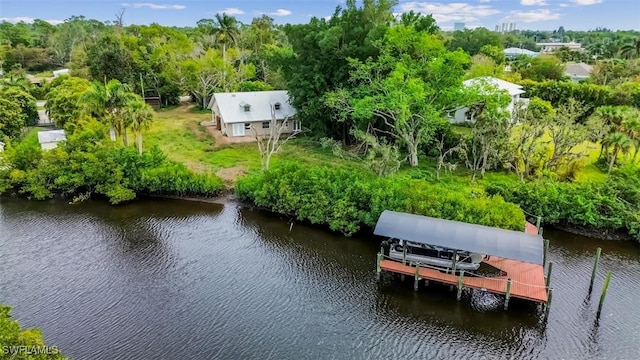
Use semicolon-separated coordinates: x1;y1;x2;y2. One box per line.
479;0;492;3
559;3;570;7
399;2;500;23
503;9;561;23
216;7;244;15
520;0;547;5
120;3;186;10
270;9;292;16
570;0;603;4
0;17;64;25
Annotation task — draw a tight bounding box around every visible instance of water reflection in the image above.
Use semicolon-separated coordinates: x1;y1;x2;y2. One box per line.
0;199;639;359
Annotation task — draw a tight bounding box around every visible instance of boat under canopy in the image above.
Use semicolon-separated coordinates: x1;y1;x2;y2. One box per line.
374;210;544;265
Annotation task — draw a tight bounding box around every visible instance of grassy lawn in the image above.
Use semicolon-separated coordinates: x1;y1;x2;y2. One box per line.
143;105;364;180
144;105;616;186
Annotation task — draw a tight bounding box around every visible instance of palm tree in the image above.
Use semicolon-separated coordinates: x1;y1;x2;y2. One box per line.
123;98;154;154
80;80;136;144
213;13;240;62
603;132;633;174
619;38;640;59
620;109;640;161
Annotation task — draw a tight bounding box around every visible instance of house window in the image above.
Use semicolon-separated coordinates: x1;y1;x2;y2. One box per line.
245;123;251;130
243;105;251;112
262;121;270;129
274;102;281;110
465;110;473;121
293;121;301;132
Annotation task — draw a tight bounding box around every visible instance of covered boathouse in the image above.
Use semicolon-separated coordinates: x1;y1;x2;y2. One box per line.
374;210;550;310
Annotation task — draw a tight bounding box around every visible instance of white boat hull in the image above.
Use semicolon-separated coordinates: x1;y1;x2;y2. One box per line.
389;247;481;271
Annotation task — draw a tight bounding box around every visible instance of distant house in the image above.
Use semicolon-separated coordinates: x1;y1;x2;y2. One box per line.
0;141;5;152
209;91;299;137
37;130;66;150
53;69;70;78
447;77;527;124
564;62;593;82
536;42;582;54
504;47;539;60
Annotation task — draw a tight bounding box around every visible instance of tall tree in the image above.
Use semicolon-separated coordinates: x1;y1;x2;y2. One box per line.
86;33;135;83
45;76;92;128
619;38;640;59
80;80;136;144
326;25;470;167
278;0;397;141
123;97;154;154
448;28;502;56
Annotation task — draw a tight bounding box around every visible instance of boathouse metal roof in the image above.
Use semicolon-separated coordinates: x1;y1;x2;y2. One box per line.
373;211;544;265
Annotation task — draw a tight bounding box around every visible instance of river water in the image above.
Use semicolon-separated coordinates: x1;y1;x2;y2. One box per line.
0;198;639;360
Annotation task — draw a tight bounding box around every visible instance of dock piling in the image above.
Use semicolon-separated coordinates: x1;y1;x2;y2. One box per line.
414;264;420;291
402;245;407;266
375;252;382;281
504;278;512;310
451;251;458;275
543;239;549;269
545;288;553;320
589;247;602;293
597;271;611;317
457;271;464;301
545;262;553;288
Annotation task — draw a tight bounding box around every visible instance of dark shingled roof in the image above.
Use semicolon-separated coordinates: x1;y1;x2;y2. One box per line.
374;211;544;265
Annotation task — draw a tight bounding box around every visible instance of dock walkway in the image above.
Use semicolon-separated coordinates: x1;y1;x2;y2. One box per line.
378;221;548;304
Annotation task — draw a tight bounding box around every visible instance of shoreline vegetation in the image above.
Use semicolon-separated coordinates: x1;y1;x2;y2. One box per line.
0;4;639;246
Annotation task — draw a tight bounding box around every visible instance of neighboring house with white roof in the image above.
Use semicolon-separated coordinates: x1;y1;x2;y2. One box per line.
447;77;527;124
504;47;539;60
564;62;593;82
209;91;299;137
37;130;66;150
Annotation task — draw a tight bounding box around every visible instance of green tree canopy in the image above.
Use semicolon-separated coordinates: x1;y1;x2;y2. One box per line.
448;28;502;56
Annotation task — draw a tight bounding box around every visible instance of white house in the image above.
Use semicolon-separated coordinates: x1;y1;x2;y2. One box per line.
209;91;299;137
536;42;583;54
37;130;66;150
448;77;527;124
52;69;70;78
564;62;593;82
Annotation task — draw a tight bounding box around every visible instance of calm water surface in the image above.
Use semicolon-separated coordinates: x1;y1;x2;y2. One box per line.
0;198;639;360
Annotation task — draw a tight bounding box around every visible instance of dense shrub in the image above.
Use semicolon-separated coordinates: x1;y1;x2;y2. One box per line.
0;124;224;203
0;305;65;360
236;162;525;236
519;80;613;120
485;169;640;241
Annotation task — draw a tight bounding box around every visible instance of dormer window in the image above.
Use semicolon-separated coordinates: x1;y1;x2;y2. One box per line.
274;102;281;110
240;101;250;112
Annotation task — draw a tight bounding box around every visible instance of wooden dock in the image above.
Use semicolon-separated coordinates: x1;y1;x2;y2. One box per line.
380;256;548;303
378;221;548;304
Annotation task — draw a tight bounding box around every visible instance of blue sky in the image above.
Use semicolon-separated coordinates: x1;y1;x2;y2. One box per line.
0;0;638;31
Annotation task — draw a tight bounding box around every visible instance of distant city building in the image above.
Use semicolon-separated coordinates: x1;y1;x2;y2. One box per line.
454;22;465;31
495;22;516;33
536;42;583;53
